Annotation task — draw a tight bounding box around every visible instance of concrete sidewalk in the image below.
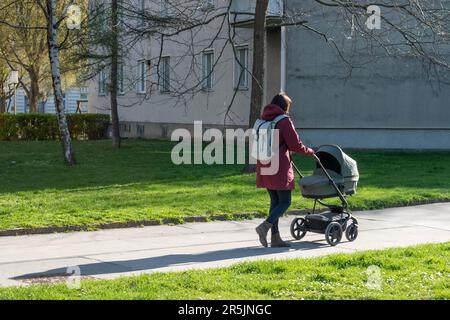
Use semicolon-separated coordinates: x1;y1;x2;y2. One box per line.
0;203;449;287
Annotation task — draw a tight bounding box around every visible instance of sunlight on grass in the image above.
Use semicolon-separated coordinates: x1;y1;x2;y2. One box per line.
0;139;449;229
0;243;448;300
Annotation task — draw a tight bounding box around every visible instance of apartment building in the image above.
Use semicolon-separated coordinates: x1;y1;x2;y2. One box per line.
6;87;88;114
88;0;450;149
88;0;284;138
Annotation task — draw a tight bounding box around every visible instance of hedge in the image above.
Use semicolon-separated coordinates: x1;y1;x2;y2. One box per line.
0;113;110;141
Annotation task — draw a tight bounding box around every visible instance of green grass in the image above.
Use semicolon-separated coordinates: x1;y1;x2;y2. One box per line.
1;243;448;299
0;139;449;230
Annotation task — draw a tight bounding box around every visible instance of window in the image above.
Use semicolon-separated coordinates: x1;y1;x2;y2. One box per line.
121;123;131;133
139;0;145;23
24;95;29;113
160;56;170;93
160;0;169;17
98;68;106;95
201;0;215;10
137;124;145;136
202;50;214;90
137;60;146;94
80;87;88;100
118;2;125;28
90;0;108;33
118;62;125;95
62;93;66;110
234;46;248;89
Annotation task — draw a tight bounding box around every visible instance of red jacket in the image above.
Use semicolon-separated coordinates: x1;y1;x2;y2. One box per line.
256;104;314;190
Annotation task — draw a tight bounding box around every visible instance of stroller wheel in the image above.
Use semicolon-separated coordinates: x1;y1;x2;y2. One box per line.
345;223;358;242
290;217;307;240
325;222;342;246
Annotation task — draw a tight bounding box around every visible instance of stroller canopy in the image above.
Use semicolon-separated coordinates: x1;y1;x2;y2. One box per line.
315;145;359;179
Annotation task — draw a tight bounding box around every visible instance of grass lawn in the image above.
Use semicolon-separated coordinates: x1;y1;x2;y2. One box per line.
0;139;449;230
0;242;448;299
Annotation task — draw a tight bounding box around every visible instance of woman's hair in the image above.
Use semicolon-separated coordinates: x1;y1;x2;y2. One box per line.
271;93;292;112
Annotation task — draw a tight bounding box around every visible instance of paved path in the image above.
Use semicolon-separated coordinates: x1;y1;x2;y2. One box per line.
0;203;449;287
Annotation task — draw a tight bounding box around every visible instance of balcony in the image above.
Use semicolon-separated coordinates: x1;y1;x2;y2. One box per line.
230;0;283;28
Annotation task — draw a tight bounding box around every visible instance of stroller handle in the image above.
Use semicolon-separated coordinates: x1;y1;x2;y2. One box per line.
291;160;303;178
312;153;320;163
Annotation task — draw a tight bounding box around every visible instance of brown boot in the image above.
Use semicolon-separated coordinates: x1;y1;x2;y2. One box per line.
271;232;291;247
255;221;272;247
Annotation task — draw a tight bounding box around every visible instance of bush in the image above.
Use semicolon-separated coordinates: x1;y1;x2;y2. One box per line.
0;113;110;141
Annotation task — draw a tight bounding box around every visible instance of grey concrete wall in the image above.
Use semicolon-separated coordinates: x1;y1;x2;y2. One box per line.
285;0;450;149
298;128;450;150
116;121;245;140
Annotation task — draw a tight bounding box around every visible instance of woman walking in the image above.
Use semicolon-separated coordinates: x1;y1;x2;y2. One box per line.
255;93;315;247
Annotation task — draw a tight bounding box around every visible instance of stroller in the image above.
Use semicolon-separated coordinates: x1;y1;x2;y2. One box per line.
290;145;359;246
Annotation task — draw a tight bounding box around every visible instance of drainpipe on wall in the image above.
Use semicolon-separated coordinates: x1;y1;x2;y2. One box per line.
280;25;286;93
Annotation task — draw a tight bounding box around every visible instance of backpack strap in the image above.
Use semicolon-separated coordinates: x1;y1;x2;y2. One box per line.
271;114;288;150
271;114;288;127
255;114;288;140
255;120;266;140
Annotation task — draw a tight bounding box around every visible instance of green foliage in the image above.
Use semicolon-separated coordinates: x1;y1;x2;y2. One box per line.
0;114;110;141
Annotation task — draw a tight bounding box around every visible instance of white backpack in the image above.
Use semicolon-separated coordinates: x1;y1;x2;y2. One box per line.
250;114;288;161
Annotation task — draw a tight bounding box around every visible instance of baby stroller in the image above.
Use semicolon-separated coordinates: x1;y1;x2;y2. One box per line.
290;145;359;246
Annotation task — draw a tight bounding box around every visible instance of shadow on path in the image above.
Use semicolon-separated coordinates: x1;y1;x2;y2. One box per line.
13;240;328;279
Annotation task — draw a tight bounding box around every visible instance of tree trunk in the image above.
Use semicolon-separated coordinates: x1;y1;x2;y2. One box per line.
46;0;76;165
0;81;6;113
242;0;269;173
0;96;5;113
110;0;121;148
249;0;269;129
28;69;40;113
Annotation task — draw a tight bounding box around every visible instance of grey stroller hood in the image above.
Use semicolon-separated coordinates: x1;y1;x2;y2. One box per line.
299;145;359;199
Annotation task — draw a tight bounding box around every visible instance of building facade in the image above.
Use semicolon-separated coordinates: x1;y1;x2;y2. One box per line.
285;0;450;150
88;0;283;138
6;87;88;114
88;0;450;149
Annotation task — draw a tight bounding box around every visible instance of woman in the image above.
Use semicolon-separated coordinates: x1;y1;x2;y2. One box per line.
255;93;315;247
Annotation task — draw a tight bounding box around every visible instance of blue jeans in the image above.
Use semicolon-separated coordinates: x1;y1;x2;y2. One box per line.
266;189;292;235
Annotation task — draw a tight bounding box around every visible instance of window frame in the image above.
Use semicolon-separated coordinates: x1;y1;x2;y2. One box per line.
160;0;169;17
201;0;215;11
118;62;125;95
140;0;145;14
159;56;171;93
98;67;107;96
137;60;147;94
234;45;249;90
202;49;214;91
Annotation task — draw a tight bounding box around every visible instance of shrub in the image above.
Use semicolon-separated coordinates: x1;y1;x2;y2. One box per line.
0;113;110;141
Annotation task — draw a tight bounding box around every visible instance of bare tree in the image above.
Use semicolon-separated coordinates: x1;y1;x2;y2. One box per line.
40;0;76;164
76;0;130;148
241;0;269;173
0;61;13;113
110;0;121;148
249;0;269;132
